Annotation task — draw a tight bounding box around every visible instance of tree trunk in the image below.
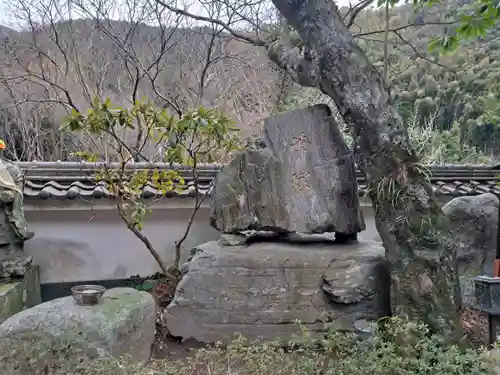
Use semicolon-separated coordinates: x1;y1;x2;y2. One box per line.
269;0;463;341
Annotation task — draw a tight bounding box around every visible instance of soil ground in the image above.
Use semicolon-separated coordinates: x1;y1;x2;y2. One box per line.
152;335;206;360
461;306;490;347
146;278;207;361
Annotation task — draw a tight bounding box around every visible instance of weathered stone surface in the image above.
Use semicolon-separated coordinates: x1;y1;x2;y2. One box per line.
0;158;35;278
0;282;24;324
0;253;32;278
0;287;155;374
442;193;498;305
165;240;390;344
0;159;35;246
0;266;41;324
210;104;365;235
23;264;41;308
219;233;249;246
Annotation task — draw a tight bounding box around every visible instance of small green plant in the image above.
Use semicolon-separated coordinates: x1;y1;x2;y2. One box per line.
56;317;491;375
61;98;240;282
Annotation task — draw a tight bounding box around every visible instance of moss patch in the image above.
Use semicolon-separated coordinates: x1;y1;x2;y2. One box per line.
95;290;148;323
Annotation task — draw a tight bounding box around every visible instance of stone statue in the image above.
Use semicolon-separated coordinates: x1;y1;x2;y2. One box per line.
0;159;35;278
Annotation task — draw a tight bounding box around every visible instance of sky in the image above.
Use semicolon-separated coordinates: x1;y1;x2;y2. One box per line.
0;1;6;25
0;0;19;28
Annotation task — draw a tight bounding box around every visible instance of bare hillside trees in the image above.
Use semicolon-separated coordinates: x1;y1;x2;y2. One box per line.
0;0;284;160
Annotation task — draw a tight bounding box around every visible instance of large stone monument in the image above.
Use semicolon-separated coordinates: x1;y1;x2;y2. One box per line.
210;104;365;242
165;105;390;344
0;158;39;323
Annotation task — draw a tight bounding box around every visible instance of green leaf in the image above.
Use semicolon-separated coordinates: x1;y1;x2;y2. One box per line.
139;282;154;291
428;35;459;54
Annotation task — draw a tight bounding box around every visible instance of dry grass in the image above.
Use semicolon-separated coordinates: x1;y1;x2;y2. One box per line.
462;306;490;347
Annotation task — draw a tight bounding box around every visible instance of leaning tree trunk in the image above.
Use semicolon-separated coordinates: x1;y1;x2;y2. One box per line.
269;0;463;341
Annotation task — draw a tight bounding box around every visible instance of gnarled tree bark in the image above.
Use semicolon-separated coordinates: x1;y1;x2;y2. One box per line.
269;0;463;341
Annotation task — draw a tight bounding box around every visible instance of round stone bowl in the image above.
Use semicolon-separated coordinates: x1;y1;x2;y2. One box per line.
354;319;375;340
71;285;106;306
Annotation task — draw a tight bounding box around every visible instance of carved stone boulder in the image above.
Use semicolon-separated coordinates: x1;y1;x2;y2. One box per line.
210;104;365;236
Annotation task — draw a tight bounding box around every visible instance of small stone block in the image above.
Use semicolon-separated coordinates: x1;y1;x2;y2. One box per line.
0;282;24;324
23;265;41;308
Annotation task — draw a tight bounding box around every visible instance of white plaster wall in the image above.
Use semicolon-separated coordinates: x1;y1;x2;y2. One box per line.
22;204;380;284
358;206;381;243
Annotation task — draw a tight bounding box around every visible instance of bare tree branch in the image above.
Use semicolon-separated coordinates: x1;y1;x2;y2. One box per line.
344;0;375;29
154;0;267;46
353;20;458;38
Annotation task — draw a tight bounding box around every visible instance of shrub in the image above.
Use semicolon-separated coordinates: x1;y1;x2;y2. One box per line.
71;317;490;375
61;98;240;281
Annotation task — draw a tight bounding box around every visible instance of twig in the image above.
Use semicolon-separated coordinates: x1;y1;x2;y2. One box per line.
154;0;267;46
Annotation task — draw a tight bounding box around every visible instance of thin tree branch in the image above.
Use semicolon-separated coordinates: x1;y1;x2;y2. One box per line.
344;0;375;29
354;20;458;37
154;0;267;46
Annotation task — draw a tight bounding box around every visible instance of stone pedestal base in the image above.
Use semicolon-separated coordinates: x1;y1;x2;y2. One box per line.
166;240;390;344
0;265;41;324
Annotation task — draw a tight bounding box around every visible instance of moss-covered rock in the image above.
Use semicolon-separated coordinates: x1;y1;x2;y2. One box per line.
0;287;155;375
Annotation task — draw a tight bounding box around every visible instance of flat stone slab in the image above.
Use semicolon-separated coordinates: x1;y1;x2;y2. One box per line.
210;104;365;235
165;240;390;344
0;287;155;374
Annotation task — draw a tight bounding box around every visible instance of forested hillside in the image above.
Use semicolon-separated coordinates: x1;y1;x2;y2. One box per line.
281;0;500;164
0;0;499;163
362;1;500;162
